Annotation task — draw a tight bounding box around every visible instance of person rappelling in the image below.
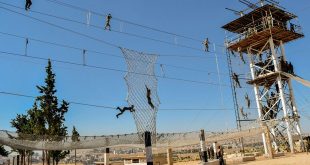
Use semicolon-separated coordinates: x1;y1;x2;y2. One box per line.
203;38;210;52
245;93;251;108
25;0;32;11
232;72;241;88
146;85;155;109
104;13;112;30
240;106;247;119
116;105;135;118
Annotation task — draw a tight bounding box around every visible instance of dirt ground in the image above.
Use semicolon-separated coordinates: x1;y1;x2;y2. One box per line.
173;153;310;165
242;152;310;165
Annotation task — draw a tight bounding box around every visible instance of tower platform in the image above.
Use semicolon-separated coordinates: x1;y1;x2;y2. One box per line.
247;71;290;86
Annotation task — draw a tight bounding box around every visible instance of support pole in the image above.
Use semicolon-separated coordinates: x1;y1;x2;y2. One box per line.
247;49;269;155
279;41;305;151
17;155;20;165
13;157;15;165
104;148;110;165
270;38;294;153
200;129;208;163
263;123;274;159
167;148;173;165
145;131;153;165
74;149;77;165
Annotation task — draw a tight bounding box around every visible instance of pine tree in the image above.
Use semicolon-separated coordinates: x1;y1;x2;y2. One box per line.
36;60;70;165
11;59;70;165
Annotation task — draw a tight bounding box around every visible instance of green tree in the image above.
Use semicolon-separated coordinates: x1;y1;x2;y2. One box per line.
0;145;9;157
11;60;70;165
36;60;70;165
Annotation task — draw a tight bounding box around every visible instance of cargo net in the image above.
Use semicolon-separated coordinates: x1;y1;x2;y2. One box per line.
0;130;200;150
0;127;263;151
228;50;259;129
120;48;160;136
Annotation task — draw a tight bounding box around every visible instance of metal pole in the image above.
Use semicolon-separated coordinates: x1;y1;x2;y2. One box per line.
74;149;76;165
247;49;269;155
167;148;173;165
200;129;208;163
104;148;110;165
269;38;294;153
145;131;153;165
279;41;305;151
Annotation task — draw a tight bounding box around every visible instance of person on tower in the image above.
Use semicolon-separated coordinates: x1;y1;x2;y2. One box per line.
25;0;32;11
116;105;135;118
105;14;112;30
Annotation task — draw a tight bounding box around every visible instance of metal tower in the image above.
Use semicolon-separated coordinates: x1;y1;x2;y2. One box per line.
223;2;304;155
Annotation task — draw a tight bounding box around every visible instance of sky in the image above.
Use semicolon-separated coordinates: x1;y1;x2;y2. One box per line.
0;0;310;136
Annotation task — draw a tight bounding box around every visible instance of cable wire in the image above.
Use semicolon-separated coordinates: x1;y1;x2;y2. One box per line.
0;31;228;76
0;1;219;54
0;91;238;111
44;0;226;48
0;50;228;86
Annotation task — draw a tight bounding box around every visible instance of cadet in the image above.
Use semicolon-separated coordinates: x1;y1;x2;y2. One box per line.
25;0;32;11
116;105;135;118
232;73;241;88
203;38;209;52
146;85;155;109
245;93;251;108
105;14;112;30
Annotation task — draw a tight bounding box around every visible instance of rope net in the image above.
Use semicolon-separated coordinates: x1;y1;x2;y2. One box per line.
120;48;160;137
0;127;263;150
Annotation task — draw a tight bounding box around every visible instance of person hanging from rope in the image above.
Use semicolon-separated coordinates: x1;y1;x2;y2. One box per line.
146;85;155;109
104;13;112;30
239;52;246;64
203;38;209;52
245;93;250;109
232;73;241;88
116;105;135;118
25;0;32;11
240;106;247;119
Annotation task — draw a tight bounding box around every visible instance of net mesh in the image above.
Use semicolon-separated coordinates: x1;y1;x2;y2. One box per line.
0;127;262;150
120;48;160;137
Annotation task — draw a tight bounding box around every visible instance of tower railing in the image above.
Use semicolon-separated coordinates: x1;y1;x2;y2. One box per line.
226;18;303;47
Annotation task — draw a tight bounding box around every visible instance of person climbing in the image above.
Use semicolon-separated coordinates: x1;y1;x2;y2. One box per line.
239;52;246;64
240;107;247;119
146;85;155;109
232;73;241;88
203;38;209;52
116;105;135;118
25;0;32;11
245;93;250;109
104;13;112;30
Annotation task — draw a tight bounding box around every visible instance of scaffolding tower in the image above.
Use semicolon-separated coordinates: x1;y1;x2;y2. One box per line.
223;1;305;155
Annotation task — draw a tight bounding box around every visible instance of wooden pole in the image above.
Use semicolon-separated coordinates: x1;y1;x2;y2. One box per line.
167;148;173;165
